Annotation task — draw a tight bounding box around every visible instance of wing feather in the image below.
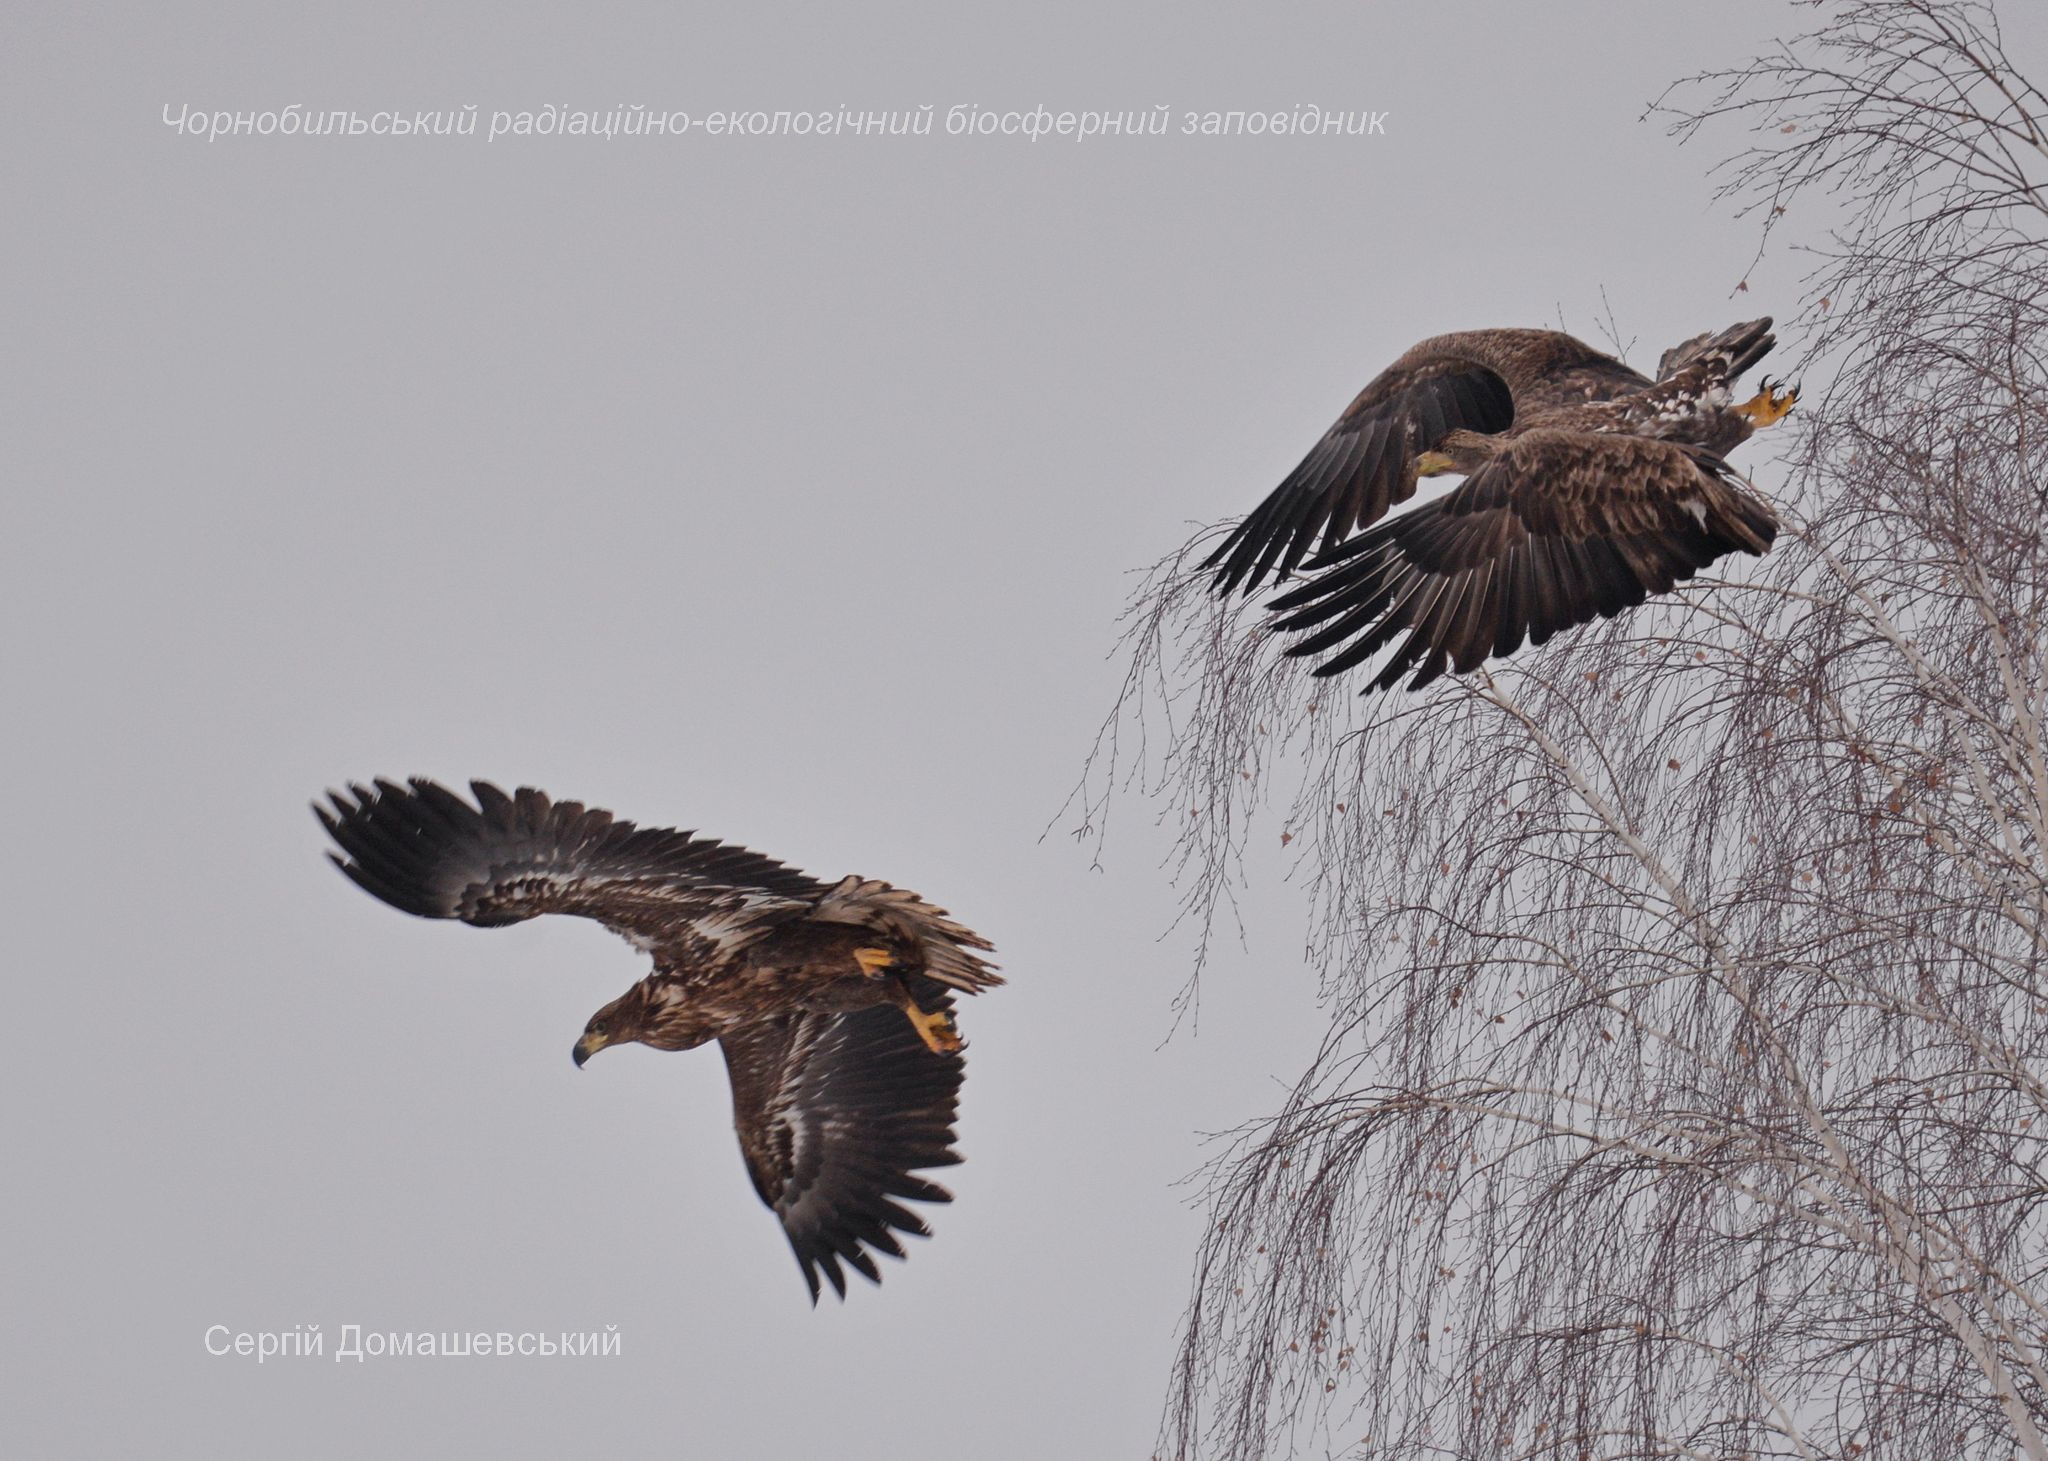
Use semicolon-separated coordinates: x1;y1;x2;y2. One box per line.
1205;352;1515;594
722;994;965;1301
315;777;828;961
1269;429;1778;690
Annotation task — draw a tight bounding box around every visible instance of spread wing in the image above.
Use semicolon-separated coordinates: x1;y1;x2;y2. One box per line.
1204;348;1517;595
721;992;965;1301
1268;429;1779;692
315;777;828;964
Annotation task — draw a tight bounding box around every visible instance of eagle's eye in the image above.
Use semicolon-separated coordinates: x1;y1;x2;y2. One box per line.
589;1020;608;1038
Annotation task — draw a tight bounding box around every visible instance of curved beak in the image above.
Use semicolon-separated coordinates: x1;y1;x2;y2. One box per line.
572;1031;610;1068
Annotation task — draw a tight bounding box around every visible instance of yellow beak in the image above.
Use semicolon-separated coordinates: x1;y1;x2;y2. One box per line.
572;1030;611;1068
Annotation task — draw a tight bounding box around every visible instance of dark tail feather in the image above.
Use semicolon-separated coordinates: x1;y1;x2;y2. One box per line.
1657;316;1774;383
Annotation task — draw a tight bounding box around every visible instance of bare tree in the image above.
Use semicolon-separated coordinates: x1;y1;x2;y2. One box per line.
1067;3;2048;1456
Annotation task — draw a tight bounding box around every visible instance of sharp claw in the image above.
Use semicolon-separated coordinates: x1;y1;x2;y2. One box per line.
893;987;964;1055
1736;375;1799;428
913;1008;962;1055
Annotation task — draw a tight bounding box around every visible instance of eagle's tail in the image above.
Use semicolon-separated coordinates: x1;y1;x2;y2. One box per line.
813;876;1003;995
1656;317;1775;385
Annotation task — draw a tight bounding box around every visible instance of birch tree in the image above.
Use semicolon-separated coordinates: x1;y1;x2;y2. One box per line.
1071;4;2048;1455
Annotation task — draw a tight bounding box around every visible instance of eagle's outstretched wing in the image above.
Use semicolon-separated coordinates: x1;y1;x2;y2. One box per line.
1205;349;1516;595
1269;428;1779;692
315;778;828;963
721;991;965;1301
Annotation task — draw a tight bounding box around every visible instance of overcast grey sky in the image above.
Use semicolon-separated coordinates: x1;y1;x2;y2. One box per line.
1;2;1852;1456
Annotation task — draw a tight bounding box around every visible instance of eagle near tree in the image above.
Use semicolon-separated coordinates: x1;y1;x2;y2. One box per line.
315;776;1001;1301
1205;317;1796;692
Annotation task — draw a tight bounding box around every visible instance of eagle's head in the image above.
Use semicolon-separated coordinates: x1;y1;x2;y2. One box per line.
573;977;711;1066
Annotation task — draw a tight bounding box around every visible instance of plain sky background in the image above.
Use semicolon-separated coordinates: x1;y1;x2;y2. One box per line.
3;1;1946;1455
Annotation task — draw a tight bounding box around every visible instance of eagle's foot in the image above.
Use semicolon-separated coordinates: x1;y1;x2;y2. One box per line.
1736;377;1799;428
853;946;897;978
901;1000;963;1056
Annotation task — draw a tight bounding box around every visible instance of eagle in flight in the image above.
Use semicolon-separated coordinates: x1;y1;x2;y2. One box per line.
1205;318;1796;692
316;777;1001;1301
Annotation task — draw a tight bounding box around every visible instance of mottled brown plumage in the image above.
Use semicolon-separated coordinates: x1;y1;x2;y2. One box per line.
316;777;1000;1300
1206;319;1792;691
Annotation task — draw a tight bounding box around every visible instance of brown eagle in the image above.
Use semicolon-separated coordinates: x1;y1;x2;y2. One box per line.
1205;318;1796;692
315;776;1001;1301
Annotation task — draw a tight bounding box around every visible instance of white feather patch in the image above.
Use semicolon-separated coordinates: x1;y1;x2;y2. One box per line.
692;892;800;956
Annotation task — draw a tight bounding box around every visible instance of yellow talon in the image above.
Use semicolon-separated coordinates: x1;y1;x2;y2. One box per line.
1736;377;1799;428
854;946;896;977
902;1000;963;1056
